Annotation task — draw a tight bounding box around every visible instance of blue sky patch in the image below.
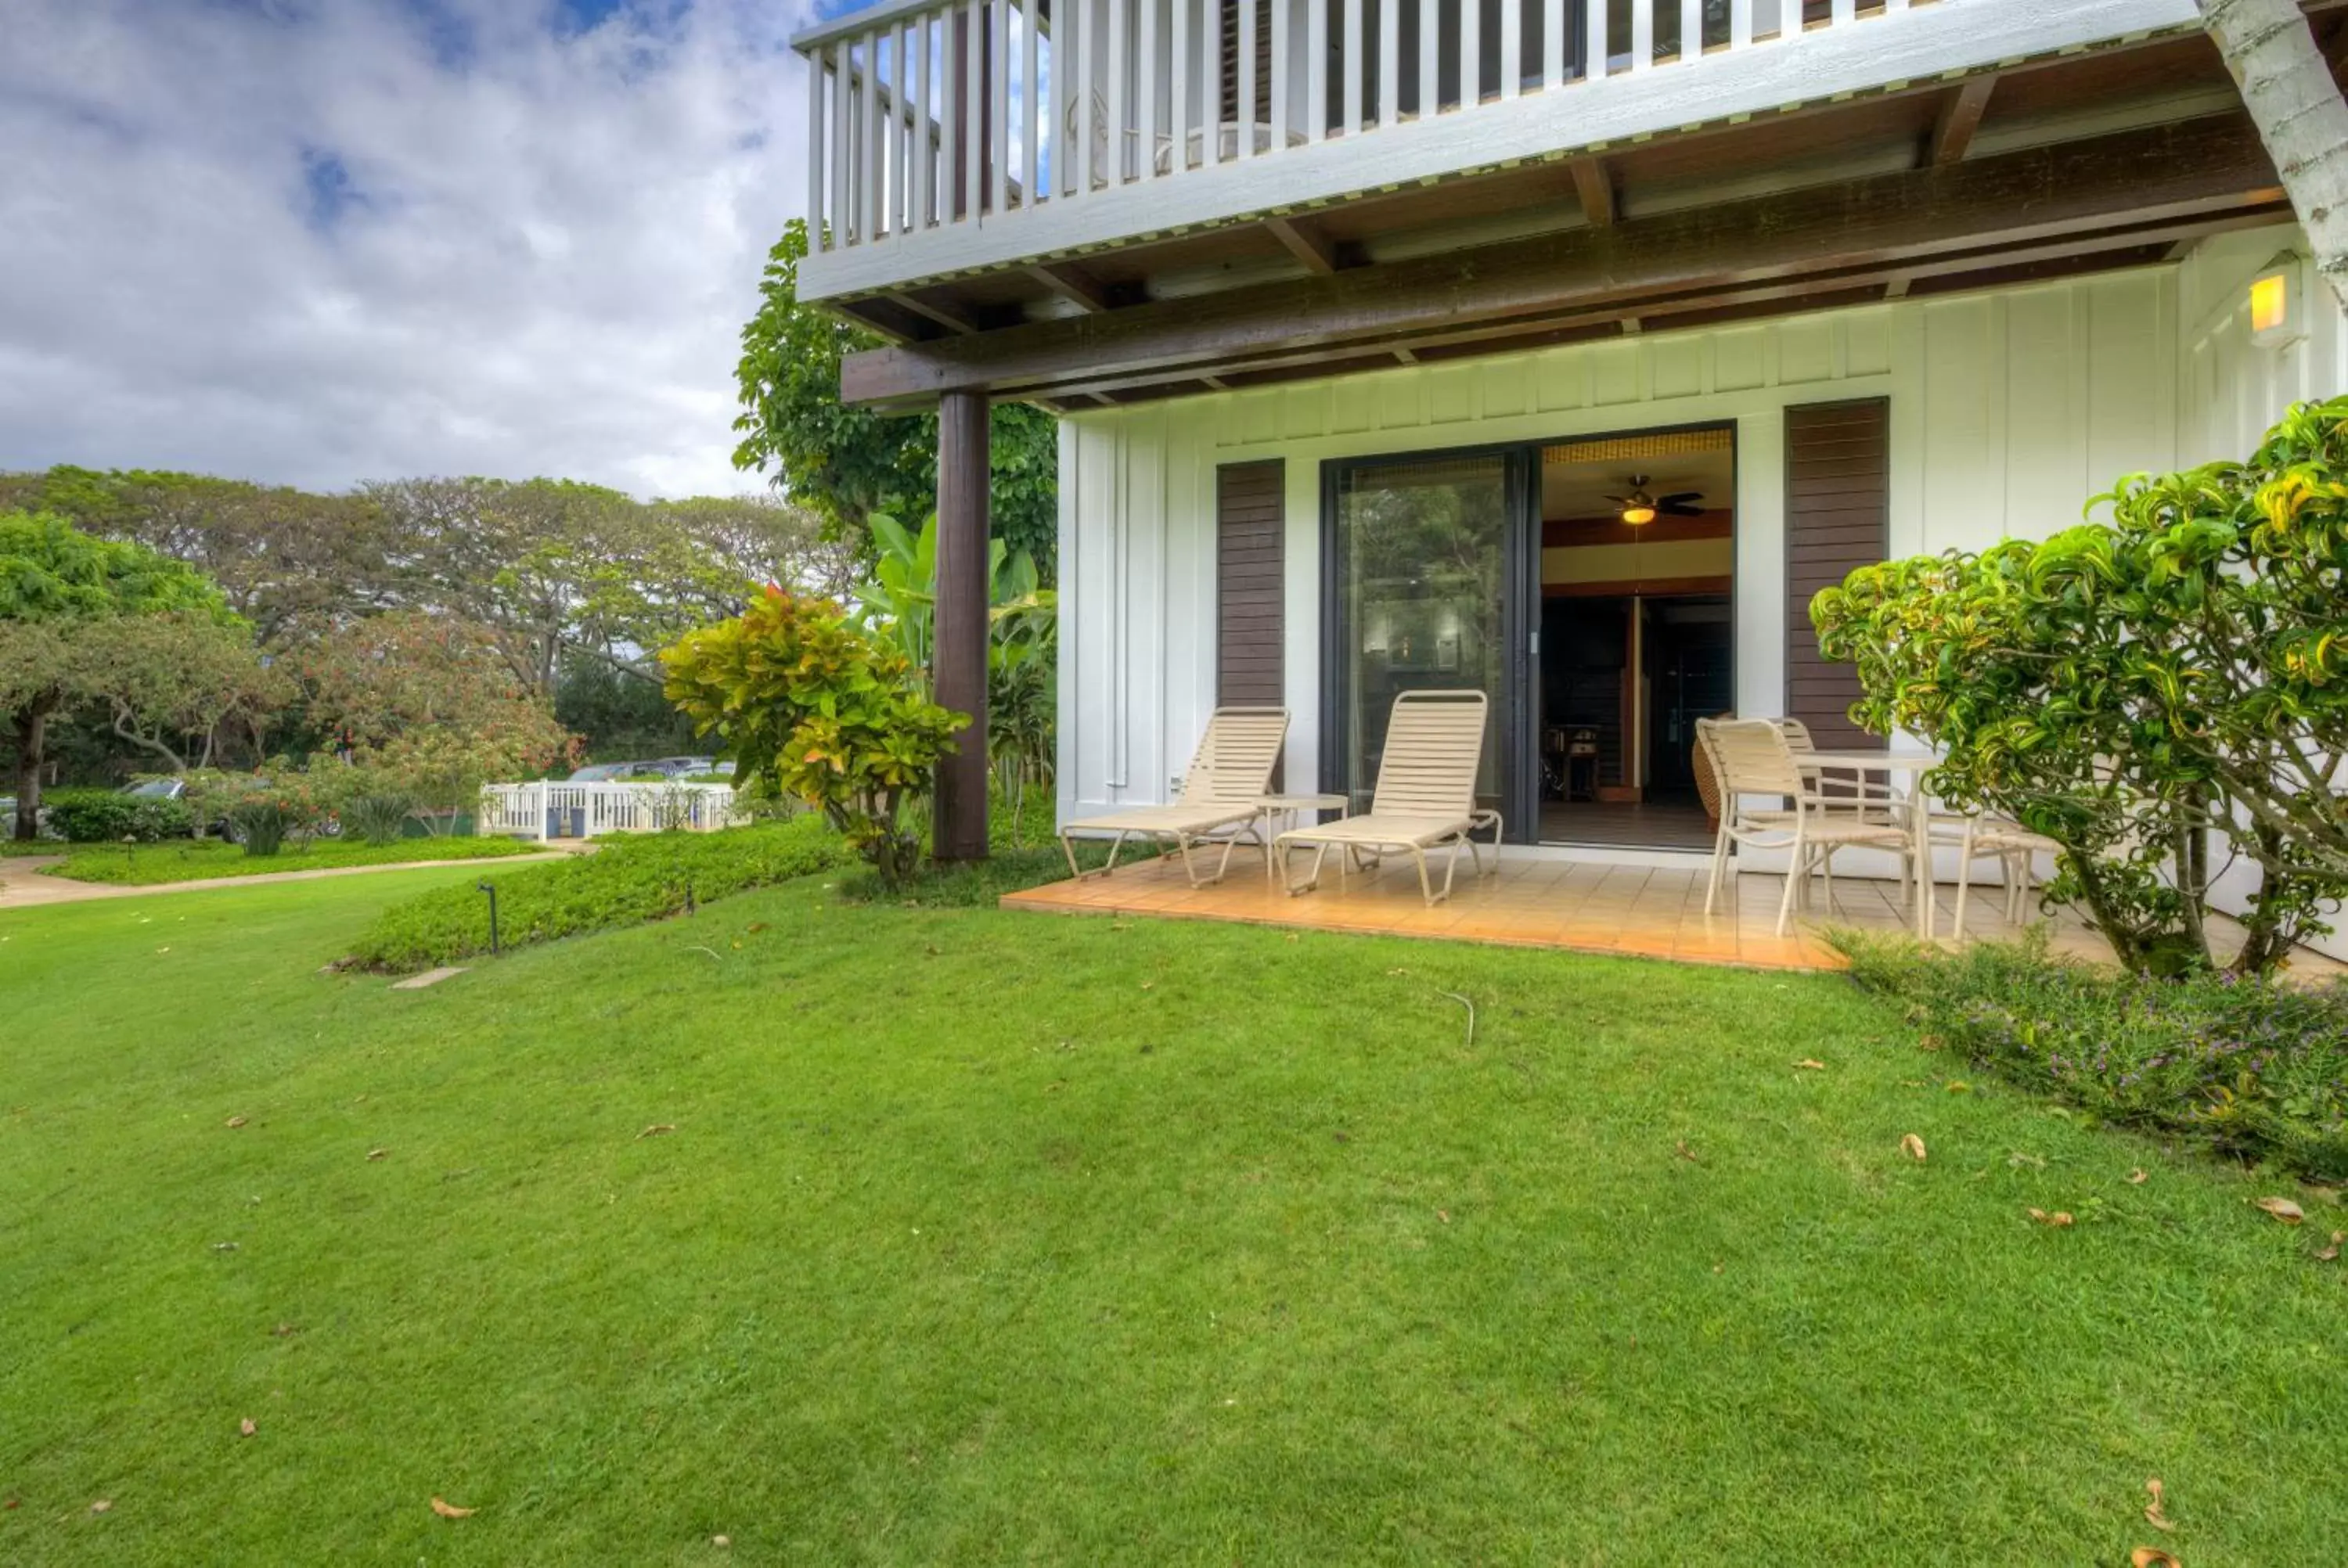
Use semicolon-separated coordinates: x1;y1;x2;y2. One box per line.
300;146;366;232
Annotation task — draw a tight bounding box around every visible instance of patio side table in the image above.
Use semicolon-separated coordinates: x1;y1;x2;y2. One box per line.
1254;793;1349;885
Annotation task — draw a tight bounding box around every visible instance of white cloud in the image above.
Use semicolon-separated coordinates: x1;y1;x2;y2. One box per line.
0;0;821;498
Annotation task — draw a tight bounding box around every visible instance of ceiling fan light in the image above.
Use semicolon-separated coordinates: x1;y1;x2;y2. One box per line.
1622;504;1657;526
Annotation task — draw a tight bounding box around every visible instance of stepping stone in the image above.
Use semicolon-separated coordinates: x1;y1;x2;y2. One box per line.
390;966;467;991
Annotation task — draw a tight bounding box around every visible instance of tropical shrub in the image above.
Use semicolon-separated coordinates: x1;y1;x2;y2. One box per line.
858;512;1058;843
41;788;194;843
1840;930;2348;1181
343;817;848;973
1813;398;2348;976
184;766;333;856
343;790;416;847
661;588;966;888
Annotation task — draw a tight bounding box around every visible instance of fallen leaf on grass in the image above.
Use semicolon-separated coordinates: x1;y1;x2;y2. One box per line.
1918;1034;1944;1052
2131;1550;2181;1568
89;1499;112;1514
430;1497;476;1519
238;1419;256;1438
1437;1210;1451;1224
713;1535;731;1548
2144;1477;2174;1532
365;1149;387;1162
1674;1140;1702;1164
2314;1231;2343;1263
2253;1196;2305;1225
2007;1151;2046;1169
1945;1080;1972;1093
224;1116;247;1129
745;922;769;934
2026;1208;2075;1228
1793;1059;1826;1071
1900;1134;1928;1163
270;1323;299;1337
2127;1169;2149;1185
638;1124;676;1139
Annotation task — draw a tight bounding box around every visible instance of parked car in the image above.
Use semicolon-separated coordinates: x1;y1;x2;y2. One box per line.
566;761;646;783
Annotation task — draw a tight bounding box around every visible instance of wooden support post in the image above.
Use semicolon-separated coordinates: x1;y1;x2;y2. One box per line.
933;389;992;861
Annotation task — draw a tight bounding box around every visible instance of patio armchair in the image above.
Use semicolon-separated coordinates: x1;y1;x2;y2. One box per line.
1699;717;1918;936
1057;707;1290;887
1275;689;1495;908
1947;815;2062;940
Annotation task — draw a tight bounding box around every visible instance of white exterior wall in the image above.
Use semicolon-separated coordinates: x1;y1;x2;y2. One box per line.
1054;220;2347;955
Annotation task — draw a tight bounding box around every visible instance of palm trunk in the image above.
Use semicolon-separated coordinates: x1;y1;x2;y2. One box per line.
2201;0;2348;313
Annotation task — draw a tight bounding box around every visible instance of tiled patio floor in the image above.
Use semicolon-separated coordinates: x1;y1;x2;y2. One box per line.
1002;846;2339;976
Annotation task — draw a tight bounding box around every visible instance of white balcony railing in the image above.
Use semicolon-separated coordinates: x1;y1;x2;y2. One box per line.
789;0;2202;302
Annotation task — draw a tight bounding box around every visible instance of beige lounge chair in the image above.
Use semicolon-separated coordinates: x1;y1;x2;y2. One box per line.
1057;707;1290;886
1276;690;1496;908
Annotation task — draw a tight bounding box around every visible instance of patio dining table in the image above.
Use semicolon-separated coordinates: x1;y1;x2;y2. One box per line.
1796;750;1945;940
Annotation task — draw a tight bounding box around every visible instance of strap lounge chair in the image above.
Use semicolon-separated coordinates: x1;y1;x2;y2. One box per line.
1057;707;1290;886
1276;689;1496;908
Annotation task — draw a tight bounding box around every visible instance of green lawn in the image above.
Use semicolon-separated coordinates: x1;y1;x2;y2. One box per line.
2;869;2342;1564
31;834;536;886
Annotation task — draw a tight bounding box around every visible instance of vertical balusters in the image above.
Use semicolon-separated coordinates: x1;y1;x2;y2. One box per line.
1630;0;1650;72
896;20;914;231
830;42;851;240
1680;0;1698;59
807;45;826;247
1379;0;1398;124
990;0;1010;208
1500;0;1520;98
1174;0;1192;165
1729;0;1750;49
1108;0;1128;175
1142;0;1160;178
963;0;984;215
1270;0;1288;148
1022;0;1040;202
1585;0;1606;80
863;30;884;237
1417;0;1436;113
1543;0;1563;89
917;17;935;223
942;13;962;215
1309;0;1327;137
1342;0;1361;131
1461;0;1481;104
1237;0;1256;156
1076;0;1095;189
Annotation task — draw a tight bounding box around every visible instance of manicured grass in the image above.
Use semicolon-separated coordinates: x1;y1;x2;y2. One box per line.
36;834;536;886
2;872;2343;1564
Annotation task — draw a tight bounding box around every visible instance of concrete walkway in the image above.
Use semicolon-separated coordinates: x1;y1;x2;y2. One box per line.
0;850;575;911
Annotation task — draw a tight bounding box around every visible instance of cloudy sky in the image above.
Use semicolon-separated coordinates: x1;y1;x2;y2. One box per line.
0;0;841;499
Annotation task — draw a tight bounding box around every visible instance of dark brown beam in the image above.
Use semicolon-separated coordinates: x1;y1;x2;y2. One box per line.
886;290;983;336
843;117;2279;408
1032;205;2285;402
834;299;923;344
1928;77;1997;167
1026;261;1118;313
1569;156;1616;227
1264;214;1344;273
932;390;989;861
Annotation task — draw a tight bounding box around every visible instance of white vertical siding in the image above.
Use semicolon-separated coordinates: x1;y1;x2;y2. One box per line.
1060;265;2181;828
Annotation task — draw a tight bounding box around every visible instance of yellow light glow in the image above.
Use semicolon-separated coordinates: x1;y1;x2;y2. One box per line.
2250;271;2290;336
1622;505;1658;526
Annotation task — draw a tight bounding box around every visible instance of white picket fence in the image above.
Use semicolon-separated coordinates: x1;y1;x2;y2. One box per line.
479;781;746;842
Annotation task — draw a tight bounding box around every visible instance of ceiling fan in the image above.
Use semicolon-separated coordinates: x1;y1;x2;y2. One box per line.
1606;475;1705;526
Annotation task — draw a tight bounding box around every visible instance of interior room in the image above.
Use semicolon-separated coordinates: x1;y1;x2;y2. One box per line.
1536;427;1734;850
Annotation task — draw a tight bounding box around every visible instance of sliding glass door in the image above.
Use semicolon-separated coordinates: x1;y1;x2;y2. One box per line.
1323;450;1535;830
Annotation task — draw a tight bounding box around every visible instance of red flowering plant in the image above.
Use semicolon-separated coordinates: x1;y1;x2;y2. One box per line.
661;586;966;887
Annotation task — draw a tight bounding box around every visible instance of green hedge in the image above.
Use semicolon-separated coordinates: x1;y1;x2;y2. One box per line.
43;789;196;843
1838;930;2348;1181
344;818;849;973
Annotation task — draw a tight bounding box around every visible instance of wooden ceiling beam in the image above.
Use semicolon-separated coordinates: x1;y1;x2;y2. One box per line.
844;116;2280;407
1025;261;1122;313
1569;156;1617;227
1928;77;1998;167
1263;214;1348;274
884;290;984;336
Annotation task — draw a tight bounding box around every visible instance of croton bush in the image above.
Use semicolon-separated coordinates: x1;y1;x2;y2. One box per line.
1813;397;2348;977
661;586;966;888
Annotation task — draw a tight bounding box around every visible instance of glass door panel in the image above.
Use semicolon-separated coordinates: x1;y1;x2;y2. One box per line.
1331;453;1514;815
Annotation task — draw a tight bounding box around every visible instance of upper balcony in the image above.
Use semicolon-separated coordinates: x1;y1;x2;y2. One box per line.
790;0;2215;323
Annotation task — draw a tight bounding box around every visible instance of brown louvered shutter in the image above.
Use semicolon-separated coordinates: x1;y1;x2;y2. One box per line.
1217;460;1284;711
1784;398;1888;750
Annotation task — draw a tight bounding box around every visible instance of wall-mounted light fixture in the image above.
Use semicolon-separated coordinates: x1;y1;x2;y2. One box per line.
2249;252;2307;349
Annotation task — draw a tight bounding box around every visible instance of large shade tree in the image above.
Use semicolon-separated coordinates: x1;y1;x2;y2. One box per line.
2202;0;2348;312
732;219;1060;579
1;512;239;840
